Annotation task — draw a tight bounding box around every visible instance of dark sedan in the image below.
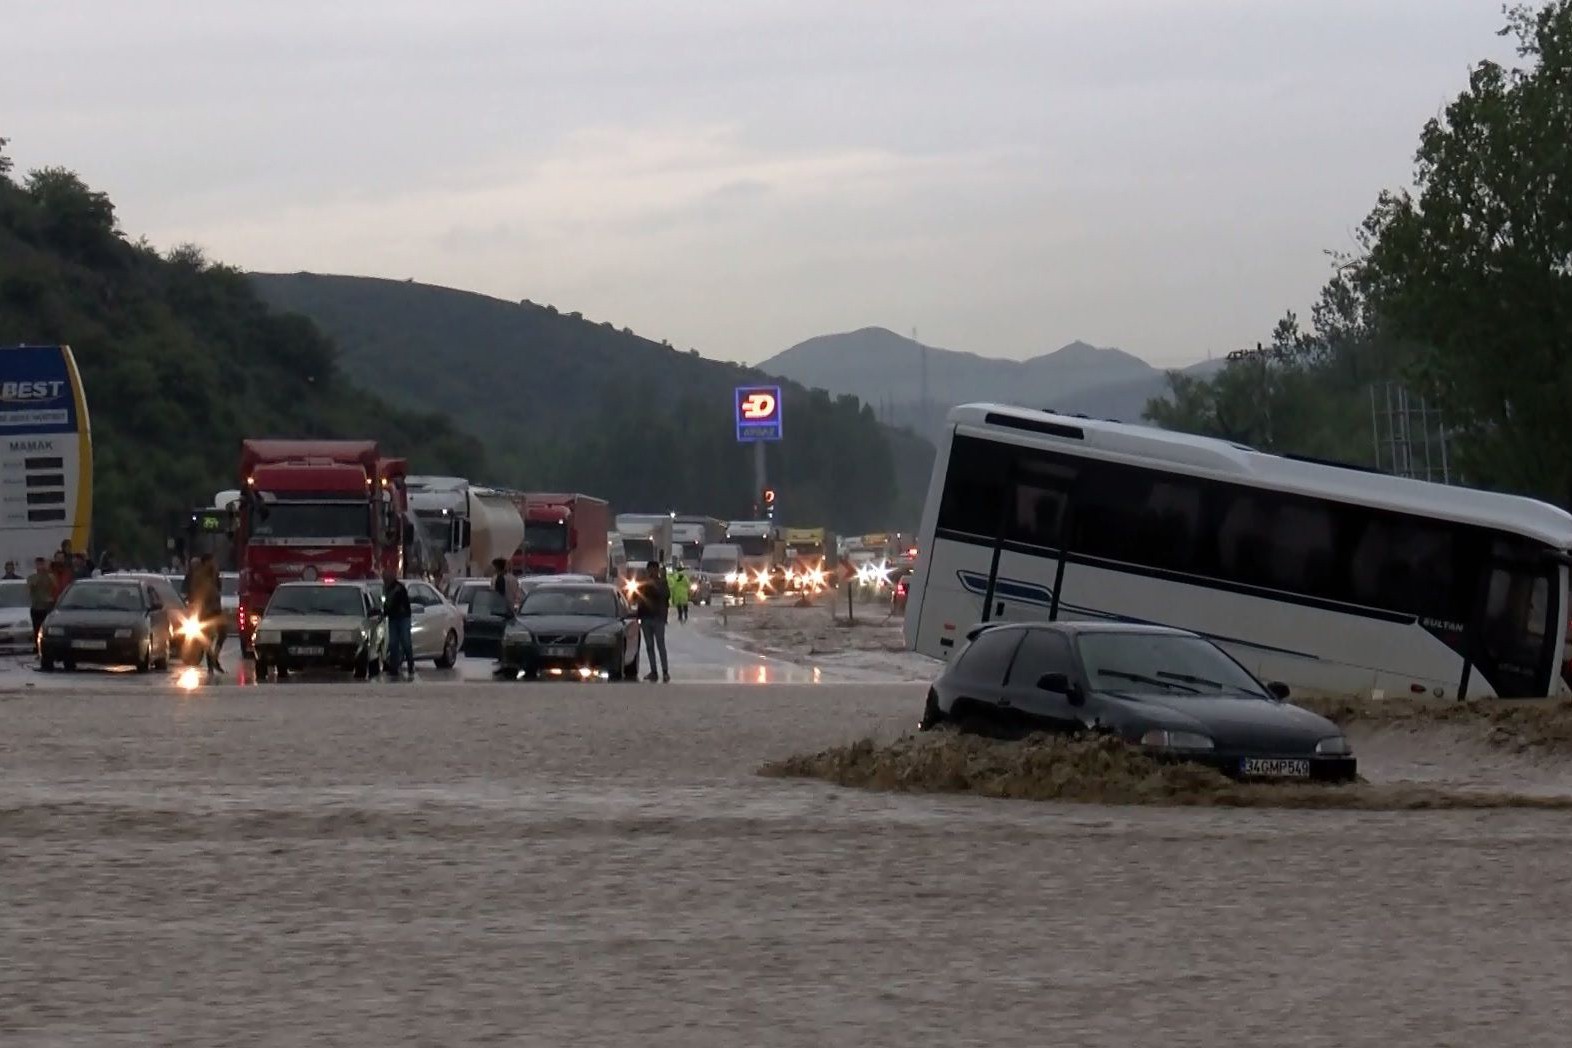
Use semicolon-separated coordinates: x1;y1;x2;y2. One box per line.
920;621;1356;782
499;583;640;681
40;577;176;672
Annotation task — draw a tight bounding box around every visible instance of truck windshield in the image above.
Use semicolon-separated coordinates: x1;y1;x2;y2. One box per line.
414;510;453;553
731;536;772;557
678;542;704;561
250;501;369;539
700;555;737;573
526;521;568;553
622;538;655;562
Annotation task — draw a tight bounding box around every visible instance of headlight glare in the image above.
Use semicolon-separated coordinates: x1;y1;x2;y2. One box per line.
1139;729;1215;751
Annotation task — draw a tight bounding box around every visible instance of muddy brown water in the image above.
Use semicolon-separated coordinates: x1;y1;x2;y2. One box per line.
3;683;1571;1046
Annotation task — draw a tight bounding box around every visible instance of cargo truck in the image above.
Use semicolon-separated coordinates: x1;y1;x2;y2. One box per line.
236;439;409;651
521;493;611;579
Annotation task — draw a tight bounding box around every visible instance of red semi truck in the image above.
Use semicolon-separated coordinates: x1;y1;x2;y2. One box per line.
235;439;409;648
517;493;610;579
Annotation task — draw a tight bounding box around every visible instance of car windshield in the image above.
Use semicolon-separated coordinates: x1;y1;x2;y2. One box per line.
701;555;737;572
521;588;617;618
0;581;27;609
250;500;369;539
57;583;144;612
266;585;365;617
1076;632;1267;698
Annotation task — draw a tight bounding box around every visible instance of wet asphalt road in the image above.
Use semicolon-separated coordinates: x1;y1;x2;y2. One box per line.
3;616;1571;1045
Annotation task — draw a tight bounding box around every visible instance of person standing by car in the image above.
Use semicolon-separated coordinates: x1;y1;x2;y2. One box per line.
382;568;415;681
491;557;521;610
669;562;691;624
27;557;54;651
189;553;225;674
632;559;670;682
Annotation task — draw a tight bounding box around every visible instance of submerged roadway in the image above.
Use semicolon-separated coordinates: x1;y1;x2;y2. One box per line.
2;608;1568;1046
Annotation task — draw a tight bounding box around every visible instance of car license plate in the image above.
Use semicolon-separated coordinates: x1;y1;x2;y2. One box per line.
542;645;576;658
289;645;325;657
1240;757;1311;779
71;639;108;650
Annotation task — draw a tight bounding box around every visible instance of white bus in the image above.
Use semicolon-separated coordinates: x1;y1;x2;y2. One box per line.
904;404;1572;700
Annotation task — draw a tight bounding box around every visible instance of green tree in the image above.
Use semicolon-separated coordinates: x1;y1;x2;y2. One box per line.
0;135;12;179
1357;0;1572;501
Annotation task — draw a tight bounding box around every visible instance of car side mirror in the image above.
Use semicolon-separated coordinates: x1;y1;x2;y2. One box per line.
1267;681;1291;700
1037;672;1085;706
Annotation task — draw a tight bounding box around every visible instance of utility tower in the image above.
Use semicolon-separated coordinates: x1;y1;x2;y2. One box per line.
1369;382;1452;484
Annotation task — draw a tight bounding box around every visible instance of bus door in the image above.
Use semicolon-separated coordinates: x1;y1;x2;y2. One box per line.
1463;541;1560;699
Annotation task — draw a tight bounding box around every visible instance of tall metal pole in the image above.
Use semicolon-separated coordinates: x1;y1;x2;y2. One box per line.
752;440;766;517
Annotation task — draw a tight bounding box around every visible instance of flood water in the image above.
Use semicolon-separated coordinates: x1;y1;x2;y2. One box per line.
3;682;1570;1046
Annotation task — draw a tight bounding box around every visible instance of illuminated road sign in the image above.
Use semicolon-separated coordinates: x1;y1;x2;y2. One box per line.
735;385;783;442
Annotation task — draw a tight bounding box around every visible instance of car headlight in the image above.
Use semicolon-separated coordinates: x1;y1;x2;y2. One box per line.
1315;735;1352;756
1139;729;1215;751
584;629;619;645
255;630;280;646
46;625;64;636
330;629;359;644
506;628;533;644
114;627;134;639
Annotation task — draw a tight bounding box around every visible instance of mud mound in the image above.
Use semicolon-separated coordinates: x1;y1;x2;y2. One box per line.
761;730;1572;810
1299;696;1572;756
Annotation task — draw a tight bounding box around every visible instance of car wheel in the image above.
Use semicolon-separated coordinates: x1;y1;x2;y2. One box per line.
254;659;271;681
135;642;151;674
918;688;945;731
62;658;76;672
354;651;370;680
154;637;170;671
434;630;458;669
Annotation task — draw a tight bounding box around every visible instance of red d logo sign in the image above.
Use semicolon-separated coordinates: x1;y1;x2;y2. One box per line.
740;391;777;420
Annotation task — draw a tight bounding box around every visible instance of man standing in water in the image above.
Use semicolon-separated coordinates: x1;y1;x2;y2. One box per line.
632;560;670;682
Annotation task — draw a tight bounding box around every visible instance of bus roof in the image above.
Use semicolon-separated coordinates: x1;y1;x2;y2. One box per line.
949;403;1572;549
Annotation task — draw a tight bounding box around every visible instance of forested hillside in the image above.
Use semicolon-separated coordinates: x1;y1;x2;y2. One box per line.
0;142;483;561
252;273;933;532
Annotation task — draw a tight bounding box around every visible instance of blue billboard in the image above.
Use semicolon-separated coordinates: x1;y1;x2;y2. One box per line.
0;345;93;562
735;385;783;442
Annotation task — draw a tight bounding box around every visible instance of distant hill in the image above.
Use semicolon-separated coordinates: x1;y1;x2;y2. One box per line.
251;274;933;532
759;327;1221;435
0;162;482;561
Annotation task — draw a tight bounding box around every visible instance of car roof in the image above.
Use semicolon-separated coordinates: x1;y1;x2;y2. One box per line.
970;620;1199;641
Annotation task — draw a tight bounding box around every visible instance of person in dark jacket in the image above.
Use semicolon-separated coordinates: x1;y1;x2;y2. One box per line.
632;560;670;682
382;568;415;680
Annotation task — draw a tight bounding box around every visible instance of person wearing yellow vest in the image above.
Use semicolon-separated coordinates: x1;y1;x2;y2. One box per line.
669;563;691;624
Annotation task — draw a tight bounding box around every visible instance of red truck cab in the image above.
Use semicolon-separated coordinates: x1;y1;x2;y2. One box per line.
235;440;408;648
518;493;610;580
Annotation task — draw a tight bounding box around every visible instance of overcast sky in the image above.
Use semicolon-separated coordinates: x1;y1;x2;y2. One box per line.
6;1;1513;366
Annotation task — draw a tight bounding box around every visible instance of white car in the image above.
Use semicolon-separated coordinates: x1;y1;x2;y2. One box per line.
252;581;388;680
361;579;465;667
0;579;36;653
